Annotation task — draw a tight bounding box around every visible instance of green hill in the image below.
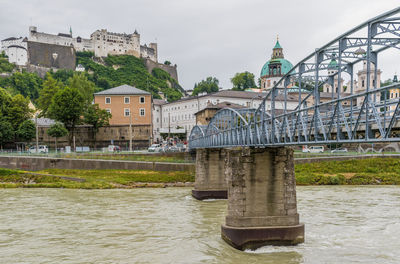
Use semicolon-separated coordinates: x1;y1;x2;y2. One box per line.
76;52;183;101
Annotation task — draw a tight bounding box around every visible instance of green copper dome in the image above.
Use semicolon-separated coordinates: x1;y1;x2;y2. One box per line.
260;58;293;77
328;58;338;70
274;40;282;49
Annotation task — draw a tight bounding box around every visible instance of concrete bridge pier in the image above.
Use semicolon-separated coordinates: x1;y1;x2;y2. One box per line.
221;147;304;250
192;148;227;200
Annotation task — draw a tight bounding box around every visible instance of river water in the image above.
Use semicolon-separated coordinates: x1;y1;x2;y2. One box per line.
0;186;399;264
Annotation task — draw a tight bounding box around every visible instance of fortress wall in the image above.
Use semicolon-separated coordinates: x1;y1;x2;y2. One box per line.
144;58;178;82
27;41;76;70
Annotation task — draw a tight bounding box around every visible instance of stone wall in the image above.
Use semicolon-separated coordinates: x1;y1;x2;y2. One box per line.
0;156;194;172
27;41;76;70
144;58;178;81
24;64;54;78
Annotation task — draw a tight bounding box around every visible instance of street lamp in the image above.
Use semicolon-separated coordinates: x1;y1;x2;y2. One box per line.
129;112;133;152
35;113;39;154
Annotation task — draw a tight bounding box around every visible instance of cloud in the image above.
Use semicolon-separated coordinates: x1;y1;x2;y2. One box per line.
1;0;399;89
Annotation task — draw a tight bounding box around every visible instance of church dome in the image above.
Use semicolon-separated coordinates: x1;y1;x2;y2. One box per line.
260;38;293;77
260;58;293;77
328;57;338;70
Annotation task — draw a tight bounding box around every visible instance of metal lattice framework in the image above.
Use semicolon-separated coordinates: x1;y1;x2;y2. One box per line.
189;8;400;149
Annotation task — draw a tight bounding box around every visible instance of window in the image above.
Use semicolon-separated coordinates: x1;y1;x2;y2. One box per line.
140;97;145;104
106;108;111;114
124;108;130;116
140;108;145;116
105;97;111;104
124;97;130;104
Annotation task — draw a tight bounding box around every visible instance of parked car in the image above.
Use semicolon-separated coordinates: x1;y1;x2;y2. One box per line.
302;145;309;153
159;145;169;153
331;147;348;153
176;143;187;152
168;146;180;153
28;145;48;154
303;146;324;153
148;144;162;152
108;145;120;152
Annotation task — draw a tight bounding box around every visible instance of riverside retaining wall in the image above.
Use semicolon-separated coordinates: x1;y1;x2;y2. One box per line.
0;156;195;173
0;154;399;172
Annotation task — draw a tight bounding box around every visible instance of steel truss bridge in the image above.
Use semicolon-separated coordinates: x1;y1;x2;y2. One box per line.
189;8;400;149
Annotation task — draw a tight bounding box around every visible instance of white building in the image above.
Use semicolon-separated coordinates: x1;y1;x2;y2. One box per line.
152;99;167;142
90;29;157;62
27;26;157;61
157;90;298;139
1;37;28;66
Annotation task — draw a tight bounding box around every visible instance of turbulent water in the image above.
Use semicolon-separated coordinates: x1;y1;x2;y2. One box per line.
0;186;399;264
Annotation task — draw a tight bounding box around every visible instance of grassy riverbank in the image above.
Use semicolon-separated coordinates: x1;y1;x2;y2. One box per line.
295;158;400;185
0;158;399;188
0;168;194;189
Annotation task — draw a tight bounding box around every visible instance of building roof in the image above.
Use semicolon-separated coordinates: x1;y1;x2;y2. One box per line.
274;39;282;49
31;117;56;127
163;89;298;106
195;101;246;115
2;37;21;42
153;99;167;105
94;84;151;96
319;92;351;99
7;45;27;50
287;86;311;94
57;33;72;38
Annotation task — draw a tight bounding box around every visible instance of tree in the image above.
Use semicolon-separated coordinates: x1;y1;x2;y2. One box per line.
48;87;86;145
50;69;75;83
231;71;256;91
6;72;42;102
164;61;171;65
0;54;15;73
0;117;14;148
47;122;68;152
17;119;35;142
192;77;220;96
37;74;63;117
0;88;12;116
7;94;33;131
67;73;95;103
83;104;111;148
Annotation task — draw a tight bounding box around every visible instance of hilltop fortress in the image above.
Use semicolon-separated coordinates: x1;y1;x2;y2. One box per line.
28;26;158;62
1;26;178;81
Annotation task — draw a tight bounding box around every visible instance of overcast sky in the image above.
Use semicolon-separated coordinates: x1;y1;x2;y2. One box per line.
1;0;400;90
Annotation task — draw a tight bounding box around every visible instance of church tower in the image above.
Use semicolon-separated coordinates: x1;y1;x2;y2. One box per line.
322;53;345;94
260;37;293;91
272;37;284;59
355;60;381;106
